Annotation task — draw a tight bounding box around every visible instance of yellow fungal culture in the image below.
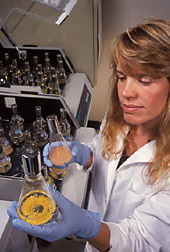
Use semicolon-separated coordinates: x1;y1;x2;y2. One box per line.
17;189;56;225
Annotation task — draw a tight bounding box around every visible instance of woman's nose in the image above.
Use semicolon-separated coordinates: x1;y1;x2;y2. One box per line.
122;78;137;98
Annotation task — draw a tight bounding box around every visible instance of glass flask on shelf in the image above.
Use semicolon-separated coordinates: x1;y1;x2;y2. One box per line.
3;52;13;83
9;118;24;145
56;59;67;87
17;145;56;225
33;117;48;148
0;61;4;80
10;104;24;130
22;130;35;149
22;61;35;86
32;55;39;79
20;52;27;76
12;59;20;74
11;59;22;85
46;114;72;180
0;144;12;174
11;66;22;85
0;127;14;155
48;67;62;95
43;58;52;85
35;64;48;94
33;105;47;130
59;108;72;141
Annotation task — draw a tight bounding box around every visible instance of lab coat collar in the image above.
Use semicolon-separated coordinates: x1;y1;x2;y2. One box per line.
115;125;156;165
121;140;156;166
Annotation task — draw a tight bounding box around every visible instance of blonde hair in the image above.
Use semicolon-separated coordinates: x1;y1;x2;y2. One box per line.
102;18;170;185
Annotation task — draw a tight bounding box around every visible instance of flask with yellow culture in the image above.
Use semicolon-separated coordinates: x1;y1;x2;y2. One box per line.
17;145;56;225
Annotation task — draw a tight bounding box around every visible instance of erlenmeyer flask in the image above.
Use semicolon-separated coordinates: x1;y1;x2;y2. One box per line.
33;105;47;130
33;117;48;148
46;114;73;167
0;145;12;174
17;145;56;225
0;127;13;155
9;118;24;145
10;104;24;130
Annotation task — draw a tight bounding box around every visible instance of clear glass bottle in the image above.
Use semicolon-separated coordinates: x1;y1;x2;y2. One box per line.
33;105;47;130
43;58;52;85
20;52;27;76
9;118;24;145
35;64;48;94
22;61;35;86
22;130;35;149
48;67;62;95
0;127;14;155
17;145;56;225
33;118;48;148
59;108;72;140
32;55;39;80
12;59;21;75
0;61;4;80
3;52;13;83
0;145;12;174
52;68;62;95
12;65;22;85
10;104;24;130
0;61;7;86
56;59;67;87
56;53;62;63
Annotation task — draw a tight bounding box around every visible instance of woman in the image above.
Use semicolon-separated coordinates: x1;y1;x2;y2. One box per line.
8;18;170;251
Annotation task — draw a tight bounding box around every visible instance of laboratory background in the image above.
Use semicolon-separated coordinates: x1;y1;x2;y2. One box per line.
0;0;170;251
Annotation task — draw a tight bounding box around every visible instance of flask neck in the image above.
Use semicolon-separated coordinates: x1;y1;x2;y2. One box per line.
47;114;60;134
22;146;41;178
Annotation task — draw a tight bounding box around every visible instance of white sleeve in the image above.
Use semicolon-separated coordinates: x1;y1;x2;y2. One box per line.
76;132;101;172
106;189;170;252
77;117;106;172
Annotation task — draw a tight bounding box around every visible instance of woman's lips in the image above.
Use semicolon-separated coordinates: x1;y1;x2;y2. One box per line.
122;104;143;113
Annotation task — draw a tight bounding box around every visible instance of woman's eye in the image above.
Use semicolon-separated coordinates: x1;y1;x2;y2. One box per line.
117;75;126;82
139;77;152;85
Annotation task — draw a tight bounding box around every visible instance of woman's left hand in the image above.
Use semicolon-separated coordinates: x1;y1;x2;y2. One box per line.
7;186;101;242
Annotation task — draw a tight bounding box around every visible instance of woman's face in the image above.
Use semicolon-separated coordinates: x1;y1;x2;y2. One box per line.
117;61;169;127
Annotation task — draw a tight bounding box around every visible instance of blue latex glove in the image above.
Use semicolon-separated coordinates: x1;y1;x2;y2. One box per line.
43;141;91;169
7;186;101;242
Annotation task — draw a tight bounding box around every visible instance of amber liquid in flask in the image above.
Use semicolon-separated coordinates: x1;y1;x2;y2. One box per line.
17;145;56;225
46;114;72;180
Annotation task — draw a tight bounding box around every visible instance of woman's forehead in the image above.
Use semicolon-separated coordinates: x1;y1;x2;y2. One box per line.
117;58;146;77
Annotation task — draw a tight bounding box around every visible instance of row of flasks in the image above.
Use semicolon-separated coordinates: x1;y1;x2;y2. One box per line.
0;52;68;95
0;103;73;176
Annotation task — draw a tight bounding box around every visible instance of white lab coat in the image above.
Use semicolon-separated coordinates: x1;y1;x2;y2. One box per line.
78;125;170;252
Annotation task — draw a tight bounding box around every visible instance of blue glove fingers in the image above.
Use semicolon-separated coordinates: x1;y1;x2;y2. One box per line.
48;185;74;214
43;143;49;157
67;141;91;166
13;217;67;242
12;219;51;240
43;143;53;167
7;201;19;220
43;157;53;167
